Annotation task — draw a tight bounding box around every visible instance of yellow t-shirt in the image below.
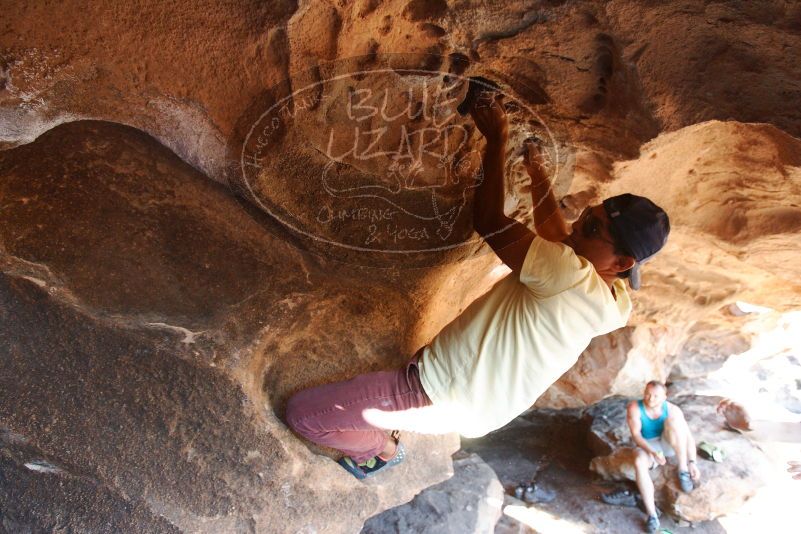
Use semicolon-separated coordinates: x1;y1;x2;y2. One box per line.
418;236;632;438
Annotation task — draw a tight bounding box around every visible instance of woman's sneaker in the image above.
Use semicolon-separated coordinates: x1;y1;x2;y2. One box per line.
338;443;406;480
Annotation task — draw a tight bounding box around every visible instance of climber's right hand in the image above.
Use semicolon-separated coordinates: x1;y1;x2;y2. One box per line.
469;93;508;145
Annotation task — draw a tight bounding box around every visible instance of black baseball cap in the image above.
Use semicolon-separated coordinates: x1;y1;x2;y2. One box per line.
603;194;670;290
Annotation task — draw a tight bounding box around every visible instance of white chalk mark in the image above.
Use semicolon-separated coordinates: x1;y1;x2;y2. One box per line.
20;275;47;287
24;460;63;474
145;322;205;344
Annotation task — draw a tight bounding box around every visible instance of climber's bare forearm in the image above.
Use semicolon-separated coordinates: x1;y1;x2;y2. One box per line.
474;138;535;273
470;96;535;272
473;139;508;235
529;166;569;242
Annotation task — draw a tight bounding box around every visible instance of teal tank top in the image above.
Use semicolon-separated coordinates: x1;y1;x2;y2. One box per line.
638;400;668;439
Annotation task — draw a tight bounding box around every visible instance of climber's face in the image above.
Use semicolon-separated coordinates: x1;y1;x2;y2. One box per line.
643;383;667;408
566;205;635;280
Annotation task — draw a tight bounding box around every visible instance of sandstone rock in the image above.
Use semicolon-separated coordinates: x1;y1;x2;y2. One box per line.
538;324;691;409
670;322;752;381
536;329;635;409
0;449;180;533
3;1;800;186
609;121;801;282
607;0;801;139
586;397;632;457
587;395;770;522
0;120;459;533
3;0;801;529
588;447;639;483
361;453;504;534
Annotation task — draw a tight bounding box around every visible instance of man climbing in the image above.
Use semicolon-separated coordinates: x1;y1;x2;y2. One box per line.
285;87;671;480
602;381;701;533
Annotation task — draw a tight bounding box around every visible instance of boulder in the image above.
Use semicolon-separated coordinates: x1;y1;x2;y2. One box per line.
361;453;504;534
588;447;640;484
586;397;632;457
587;395;770;522
0;121;460;533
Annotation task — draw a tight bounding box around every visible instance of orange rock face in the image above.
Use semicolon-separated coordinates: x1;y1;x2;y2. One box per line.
2;0;801;530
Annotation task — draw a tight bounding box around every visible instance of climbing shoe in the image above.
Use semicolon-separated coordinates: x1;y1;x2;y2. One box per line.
338;442;406;480
514;483;556;504
678;470;694;493
645;514;660;533
601;488;638;507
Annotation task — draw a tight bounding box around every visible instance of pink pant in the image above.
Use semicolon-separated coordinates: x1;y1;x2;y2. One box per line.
285;354;431;463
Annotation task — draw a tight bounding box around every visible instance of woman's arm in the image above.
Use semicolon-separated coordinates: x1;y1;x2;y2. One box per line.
523;140;570;243
470;94;536;273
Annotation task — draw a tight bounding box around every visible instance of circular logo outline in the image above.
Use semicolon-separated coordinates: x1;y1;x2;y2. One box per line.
240;63;562;255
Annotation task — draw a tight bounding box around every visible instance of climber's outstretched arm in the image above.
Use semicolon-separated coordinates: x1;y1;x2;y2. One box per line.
523;140;570;243
470;94;535;274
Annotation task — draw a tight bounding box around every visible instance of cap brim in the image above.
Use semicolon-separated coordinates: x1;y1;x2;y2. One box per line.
628;263;642;290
